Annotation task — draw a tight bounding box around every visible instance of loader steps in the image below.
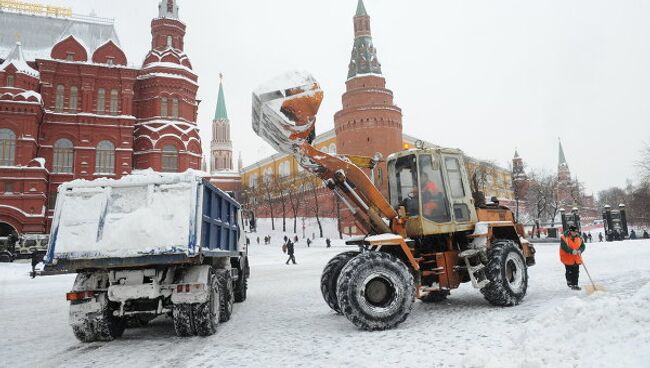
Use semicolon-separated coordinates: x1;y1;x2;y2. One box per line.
459;249;489;289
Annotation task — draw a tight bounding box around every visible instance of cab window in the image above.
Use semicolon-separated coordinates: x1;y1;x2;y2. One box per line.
418;155;450;223
388;155;419;216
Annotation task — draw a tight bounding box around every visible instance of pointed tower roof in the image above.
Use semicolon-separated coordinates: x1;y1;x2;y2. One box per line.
214;74;228;121
514;148;520;159
356;0;368;16
558;138;567;166
1;42;39;78
348;0;382;79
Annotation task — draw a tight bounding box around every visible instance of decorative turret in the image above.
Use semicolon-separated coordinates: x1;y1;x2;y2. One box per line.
335;0;402;196
348;0;382;79
211;74;233;173
159;0;179;20
1;42;40;91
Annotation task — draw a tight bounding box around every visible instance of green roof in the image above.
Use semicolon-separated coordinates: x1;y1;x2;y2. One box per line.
214;78;228;121
558;138;567;165
356;0;368;16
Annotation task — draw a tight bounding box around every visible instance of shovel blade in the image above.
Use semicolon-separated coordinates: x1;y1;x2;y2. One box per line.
585;284;607;295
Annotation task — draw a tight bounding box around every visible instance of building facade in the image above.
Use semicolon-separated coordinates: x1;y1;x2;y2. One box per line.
0;0;202;236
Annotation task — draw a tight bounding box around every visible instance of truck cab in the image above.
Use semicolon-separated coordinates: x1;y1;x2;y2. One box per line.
387;147;478;237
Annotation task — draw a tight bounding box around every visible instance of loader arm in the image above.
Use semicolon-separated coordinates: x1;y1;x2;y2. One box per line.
252;71;400;236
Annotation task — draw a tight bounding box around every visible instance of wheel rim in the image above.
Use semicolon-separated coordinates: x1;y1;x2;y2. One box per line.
504;252;525;292
361;273;398;310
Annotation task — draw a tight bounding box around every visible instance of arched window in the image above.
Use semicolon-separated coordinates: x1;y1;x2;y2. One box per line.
171;98;179;118
53;138;74;173
249;174;258;188
166;35;173;48
69;86;79;112
263;167;273;183
6;75;15;87
329;143;337;154
0;129;16;166
161;145;178;172
279;161;290;177
95;141;115;174
161;97;168;117
110;89;119;114
97;88;106;113
55;84;65;112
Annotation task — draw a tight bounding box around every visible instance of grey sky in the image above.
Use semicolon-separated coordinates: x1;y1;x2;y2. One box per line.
37;0;650;194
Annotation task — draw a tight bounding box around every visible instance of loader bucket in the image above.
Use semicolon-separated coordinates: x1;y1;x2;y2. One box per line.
252;71;324;155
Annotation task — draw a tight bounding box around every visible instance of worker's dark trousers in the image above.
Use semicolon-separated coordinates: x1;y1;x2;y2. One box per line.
286;254;296;264
565;264;580;286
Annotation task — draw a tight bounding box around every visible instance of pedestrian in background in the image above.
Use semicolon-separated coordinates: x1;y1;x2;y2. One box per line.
560;225;586;290
306;238;311;248
283;236;296;265
598;232;604;242
326;238;331;248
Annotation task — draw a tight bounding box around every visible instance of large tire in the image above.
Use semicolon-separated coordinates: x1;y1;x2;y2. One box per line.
336;252;415;331
234;259;248;303
173;269;221;337
420;290;448;303
320;251;360;313
94;300;126;341
69;273;124;342
192;269;221;337
480;239;528;306
217;269;234;323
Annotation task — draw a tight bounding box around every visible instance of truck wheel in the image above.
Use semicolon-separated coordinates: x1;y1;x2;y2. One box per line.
336;252;415;331
72;319;96;343
420;290;448;303
173;304;195;337
217;269;234;323
320;251;360;313
0;252;12;263
192;269;221;336
234;274;247;303
94;301;126;341
480;239;528;306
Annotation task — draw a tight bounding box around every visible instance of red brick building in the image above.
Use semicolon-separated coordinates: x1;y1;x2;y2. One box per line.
0;0;201;236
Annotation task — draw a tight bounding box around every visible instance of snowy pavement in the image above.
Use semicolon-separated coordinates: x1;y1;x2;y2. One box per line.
2;239;650;368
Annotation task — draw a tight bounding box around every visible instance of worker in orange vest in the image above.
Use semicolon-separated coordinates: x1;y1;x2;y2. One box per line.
420;172;441;218
560;225;586;290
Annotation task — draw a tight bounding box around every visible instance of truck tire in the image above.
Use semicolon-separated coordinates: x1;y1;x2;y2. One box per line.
336;252;415;331
320;251;360;313
420;290;448;303
192;269;221;336
94;300;127;341
480;239;528;306
0;251;12;263
234;274;247;303
172;304;195;337
234;258;248;303
217;269;234;323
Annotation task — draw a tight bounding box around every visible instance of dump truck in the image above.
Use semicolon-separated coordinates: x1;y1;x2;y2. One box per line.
41;170;249;341
252;71;535;331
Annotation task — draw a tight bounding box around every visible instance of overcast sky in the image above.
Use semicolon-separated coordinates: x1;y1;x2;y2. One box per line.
41;0;650;194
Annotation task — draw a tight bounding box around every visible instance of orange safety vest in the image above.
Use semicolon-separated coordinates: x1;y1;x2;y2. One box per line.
559;235;584;265
422;181;439;215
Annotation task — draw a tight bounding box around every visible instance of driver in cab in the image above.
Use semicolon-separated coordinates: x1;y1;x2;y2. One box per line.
420;172;442;217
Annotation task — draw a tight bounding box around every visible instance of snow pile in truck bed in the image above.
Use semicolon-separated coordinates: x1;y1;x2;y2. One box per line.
52;170;203;259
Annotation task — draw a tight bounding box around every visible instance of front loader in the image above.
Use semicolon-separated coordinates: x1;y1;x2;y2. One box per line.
252;71;536;331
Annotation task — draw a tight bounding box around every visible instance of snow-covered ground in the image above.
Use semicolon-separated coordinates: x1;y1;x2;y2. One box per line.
1;230;649;367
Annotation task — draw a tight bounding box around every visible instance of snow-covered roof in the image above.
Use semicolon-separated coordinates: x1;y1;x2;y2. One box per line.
0;42;39;77
0;89;42;103
0;11;120;62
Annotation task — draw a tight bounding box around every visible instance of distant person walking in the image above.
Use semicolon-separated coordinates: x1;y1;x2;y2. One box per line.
643;230;650;239
256;236;260;245
630;229;637;240
326;238;331;248
560;225;586;290
588;232;593;243
306;238;311;248
598;232;604;242
283;236;296;265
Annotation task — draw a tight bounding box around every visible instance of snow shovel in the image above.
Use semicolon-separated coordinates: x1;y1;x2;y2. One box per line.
581;259;606;295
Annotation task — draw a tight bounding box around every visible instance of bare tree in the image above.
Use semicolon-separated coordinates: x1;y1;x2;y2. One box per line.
271;174;289;233
637;142;650;185
259;172;276;231
305;177;324;238
526;169;555;235
286;173;307;234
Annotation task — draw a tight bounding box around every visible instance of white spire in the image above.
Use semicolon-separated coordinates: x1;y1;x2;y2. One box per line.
1;42;39;78
158;0;179;19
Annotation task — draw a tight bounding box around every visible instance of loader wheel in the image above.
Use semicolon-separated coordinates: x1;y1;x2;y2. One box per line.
172;304;194;337
320;251;360;313
420;290;448;303
217;269;234;323
480;240;528;306
337;252;415;331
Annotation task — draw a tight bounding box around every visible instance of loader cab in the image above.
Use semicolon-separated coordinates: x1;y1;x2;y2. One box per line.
387;148;477;237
